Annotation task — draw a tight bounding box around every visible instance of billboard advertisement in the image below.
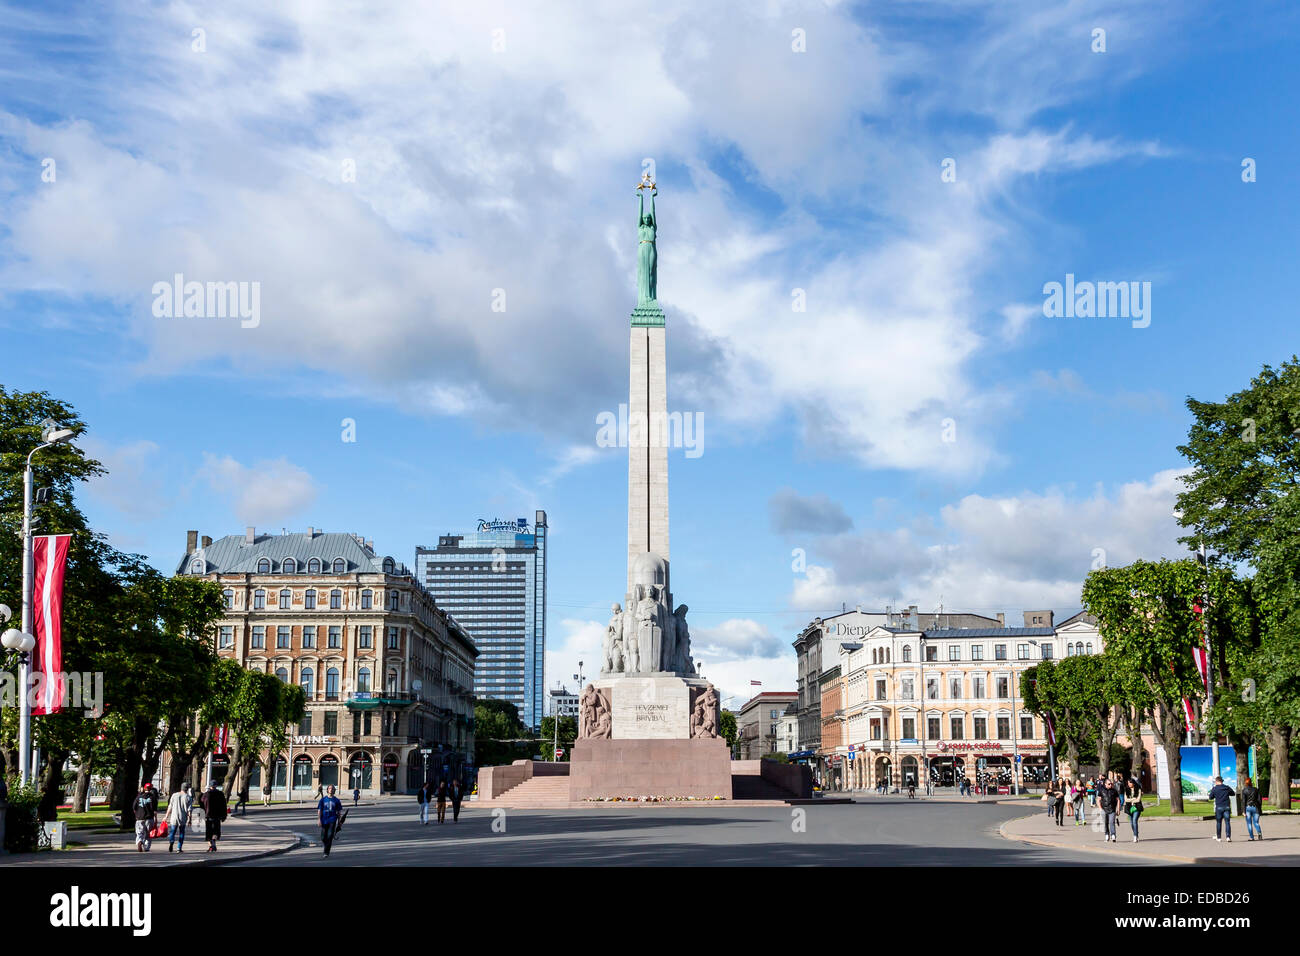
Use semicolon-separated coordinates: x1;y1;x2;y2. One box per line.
1178;745;1256;799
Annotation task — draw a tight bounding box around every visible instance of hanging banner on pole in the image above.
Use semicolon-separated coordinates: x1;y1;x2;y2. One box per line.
31;533;72;716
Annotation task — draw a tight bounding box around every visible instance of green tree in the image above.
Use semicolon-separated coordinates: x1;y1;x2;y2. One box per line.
720;710;738;751
538;715;578;761
1081;560;1244;814
1176;357;1300;807
474;699;531;766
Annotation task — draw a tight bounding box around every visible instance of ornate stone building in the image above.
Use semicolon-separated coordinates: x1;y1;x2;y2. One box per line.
176;527;478;795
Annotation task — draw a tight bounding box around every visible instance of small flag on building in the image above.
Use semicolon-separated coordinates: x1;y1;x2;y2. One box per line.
31;534;72;716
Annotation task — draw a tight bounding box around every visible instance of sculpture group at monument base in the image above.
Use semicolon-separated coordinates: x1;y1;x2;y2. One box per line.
569;737;734;801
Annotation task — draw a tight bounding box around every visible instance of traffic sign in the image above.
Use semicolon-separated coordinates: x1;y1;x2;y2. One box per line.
420;748;433;755
554;748;564;759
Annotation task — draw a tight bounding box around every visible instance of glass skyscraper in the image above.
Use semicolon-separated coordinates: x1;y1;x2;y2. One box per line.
416;511;547;729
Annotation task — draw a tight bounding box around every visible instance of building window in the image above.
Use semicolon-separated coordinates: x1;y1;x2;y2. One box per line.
1021;715;1034;739
973;677;985;699
1017;644;1030;660
358;667;371;693
1040;644;1053;660
388;590;400;611
324;668;341;700
189;558;204;574
995;644;1007;660
926;678;939;700
950;716;964;740
971;644;983;660
925;645;938;662
253;589;266;610
300;668;314;698
949;645;960;661
328;626;341;649
330;589;342;610
973;717;987;739
324;711;338;735
299;713;312;736
257;558;272;574
996;676;1009;698
383;557;395;573
997;716;1010;739
305;589;316;610
927;717;941;740
949;677;961;699
361;589;372;609
901;678;914;700
279;589;291;610
219;626;233;649
1086;642;1093;654
352;711;361;737
251;626;265;649
388;628;400;650
283;558;297;574
902;646;912;662
222;589;234;609
277;626;290;649
276;667;289;683
303;626;316;649
902;717;916;739
308;557;322;573
332;558;346;573
359;626;372;649
875;679;886;701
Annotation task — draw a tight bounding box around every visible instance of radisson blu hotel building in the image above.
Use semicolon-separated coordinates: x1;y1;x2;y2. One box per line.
416;512;548;729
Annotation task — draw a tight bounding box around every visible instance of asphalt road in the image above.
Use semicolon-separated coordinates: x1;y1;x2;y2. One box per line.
232;797;1167;866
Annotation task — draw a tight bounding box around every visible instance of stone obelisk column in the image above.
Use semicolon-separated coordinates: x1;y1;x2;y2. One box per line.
627;176;669;593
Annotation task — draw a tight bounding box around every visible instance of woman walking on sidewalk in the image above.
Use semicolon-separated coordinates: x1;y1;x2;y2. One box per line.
1071;779;1086;826
1125;778;1144;842
1053;779;1067;827
1242;777;1263;841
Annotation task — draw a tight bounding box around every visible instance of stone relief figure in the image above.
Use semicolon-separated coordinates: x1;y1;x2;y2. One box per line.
636;585;664;673
602;603;626;674
623;587;642;673
579;684;612;739
690;683;720;739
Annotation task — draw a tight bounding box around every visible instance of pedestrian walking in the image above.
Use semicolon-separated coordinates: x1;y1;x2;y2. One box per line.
1241;776;1263;841
1086;776;1096;807
1053;779;1067;827
352;786;361;807
1208;775;1235;842
1071;779;1086;826
132;784;157;851
200;780;228;852
417;780;430;825
1044;781;1057;819
166;782;193;853
262;783;272;807
435;779;448;823
450;778;464;822
318;784;343;856
1097;777;1120;842
1125;777;1144;842
237;781;250;815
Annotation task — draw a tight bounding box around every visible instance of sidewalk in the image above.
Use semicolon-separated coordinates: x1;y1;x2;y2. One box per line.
1000;808;1300;865
0;814;301;867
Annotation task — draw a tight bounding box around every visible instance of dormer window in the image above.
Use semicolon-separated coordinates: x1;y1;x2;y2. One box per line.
382;557;395;574
189;558;204;574
257;558;272;574
307;558;322;574
283;557;297;573
332;558;346;573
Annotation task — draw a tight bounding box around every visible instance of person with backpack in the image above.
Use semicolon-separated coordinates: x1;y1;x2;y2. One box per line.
200;780;228;852
1125;777;1144;842
1208;776;1235;842
132;784;157;852
1086;776;1096;807
318;784;343;857
1097;777;1121;842
1241;776;1263;841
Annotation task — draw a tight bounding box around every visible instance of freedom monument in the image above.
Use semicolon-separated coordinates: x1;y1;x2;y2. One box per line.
567;174;733;800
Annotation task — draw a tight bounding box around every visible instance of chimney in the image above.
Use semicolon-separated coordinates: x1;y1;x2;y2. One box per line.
201;535;212;548
855;603;862;613
186;530;198;553
307;526;314;537
997;612;1005;627
245;526;255;545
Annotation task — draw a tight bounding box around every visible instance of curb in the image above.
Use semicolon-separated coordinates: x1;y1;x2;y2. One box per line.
997;812;1262;866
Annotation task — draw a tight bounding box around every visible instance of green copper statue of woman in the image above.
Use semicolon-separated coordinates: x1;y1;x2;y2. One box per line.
637;186;657;306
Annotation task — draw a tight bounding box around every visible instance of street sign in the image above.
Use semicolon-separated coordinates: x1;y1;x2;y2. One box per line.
1014;754;1022;763
420;748;432;755
848;751;855;761
554;748;564;759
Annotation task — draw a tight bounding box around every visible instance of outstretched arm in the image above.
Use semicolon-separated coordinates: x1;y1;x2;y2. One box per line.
638;190;644;221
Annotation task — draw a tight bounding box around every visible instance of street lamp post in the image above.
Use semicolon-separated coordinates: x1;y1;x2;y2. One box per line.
1174;509;1220;782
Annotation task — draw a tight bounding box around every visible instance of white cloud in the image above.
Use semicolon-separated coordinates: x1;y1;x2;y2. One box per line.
200;454;319;525
81;437;166;520
789;468;1190;615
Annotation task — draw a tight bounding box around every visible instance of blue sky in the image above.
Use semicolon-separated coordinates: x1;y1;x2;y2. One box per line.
2;1;1298;709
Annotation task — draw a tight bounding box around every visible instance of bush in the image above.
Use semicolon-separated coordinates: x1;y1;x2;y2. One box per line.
3;778;42;853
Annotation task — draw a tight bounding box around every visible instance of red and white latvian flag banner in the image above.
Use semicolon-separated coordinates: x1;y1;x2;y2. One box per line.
31;534;72;716
1182;697;1198;731
1044;713;1057;748
1191;602;1210;690
214;724;230;754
